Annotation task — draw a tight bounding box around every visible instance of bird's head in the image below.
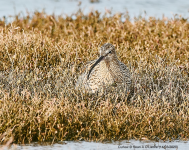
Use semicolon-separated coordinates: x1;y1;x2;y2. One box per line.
87;43;117;79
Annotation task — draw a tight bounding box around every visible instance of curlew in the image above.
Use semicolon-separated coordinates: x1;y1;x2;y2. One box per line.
76;43;131;93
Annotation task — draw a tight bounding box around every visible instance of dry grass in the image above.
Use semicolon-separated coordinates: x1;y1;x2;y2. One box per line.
0;11;189;144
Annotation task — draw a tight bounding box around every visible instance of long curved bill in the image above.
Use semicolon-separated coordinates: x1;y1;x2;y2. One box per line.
87;56;105;79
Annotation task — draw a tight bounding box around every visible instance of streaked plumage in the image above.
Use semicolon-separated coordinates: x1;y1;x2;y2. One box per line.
76;43;131;93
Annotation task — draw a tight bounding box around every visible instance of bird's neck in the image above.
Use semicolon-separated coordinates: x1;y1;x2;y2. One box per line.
102;58;123;83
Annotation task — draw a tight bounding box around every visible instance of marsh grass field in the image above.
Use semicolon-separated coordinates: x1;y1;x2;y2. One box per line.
0;11;189;145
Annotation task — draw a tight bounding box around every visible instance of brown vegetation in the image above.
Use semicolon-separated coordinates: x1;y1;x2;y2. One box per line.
0;11;188;144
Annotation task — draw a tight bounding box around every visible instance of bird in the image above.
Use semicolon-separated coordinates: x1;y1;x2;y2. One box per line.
76;43;131;94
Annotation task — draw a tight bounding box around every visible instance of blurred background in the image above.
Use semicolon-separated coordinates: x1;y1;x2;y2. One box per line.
0;0;189;22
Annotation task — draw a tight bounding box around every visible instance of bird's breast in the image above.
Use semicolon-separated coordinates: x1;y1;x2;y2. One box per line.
98;61;117;85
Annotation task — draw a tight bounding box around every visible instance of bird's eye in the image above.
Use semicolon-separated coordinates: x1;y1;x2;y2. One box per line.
109;51;112;54
107;46;110;49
